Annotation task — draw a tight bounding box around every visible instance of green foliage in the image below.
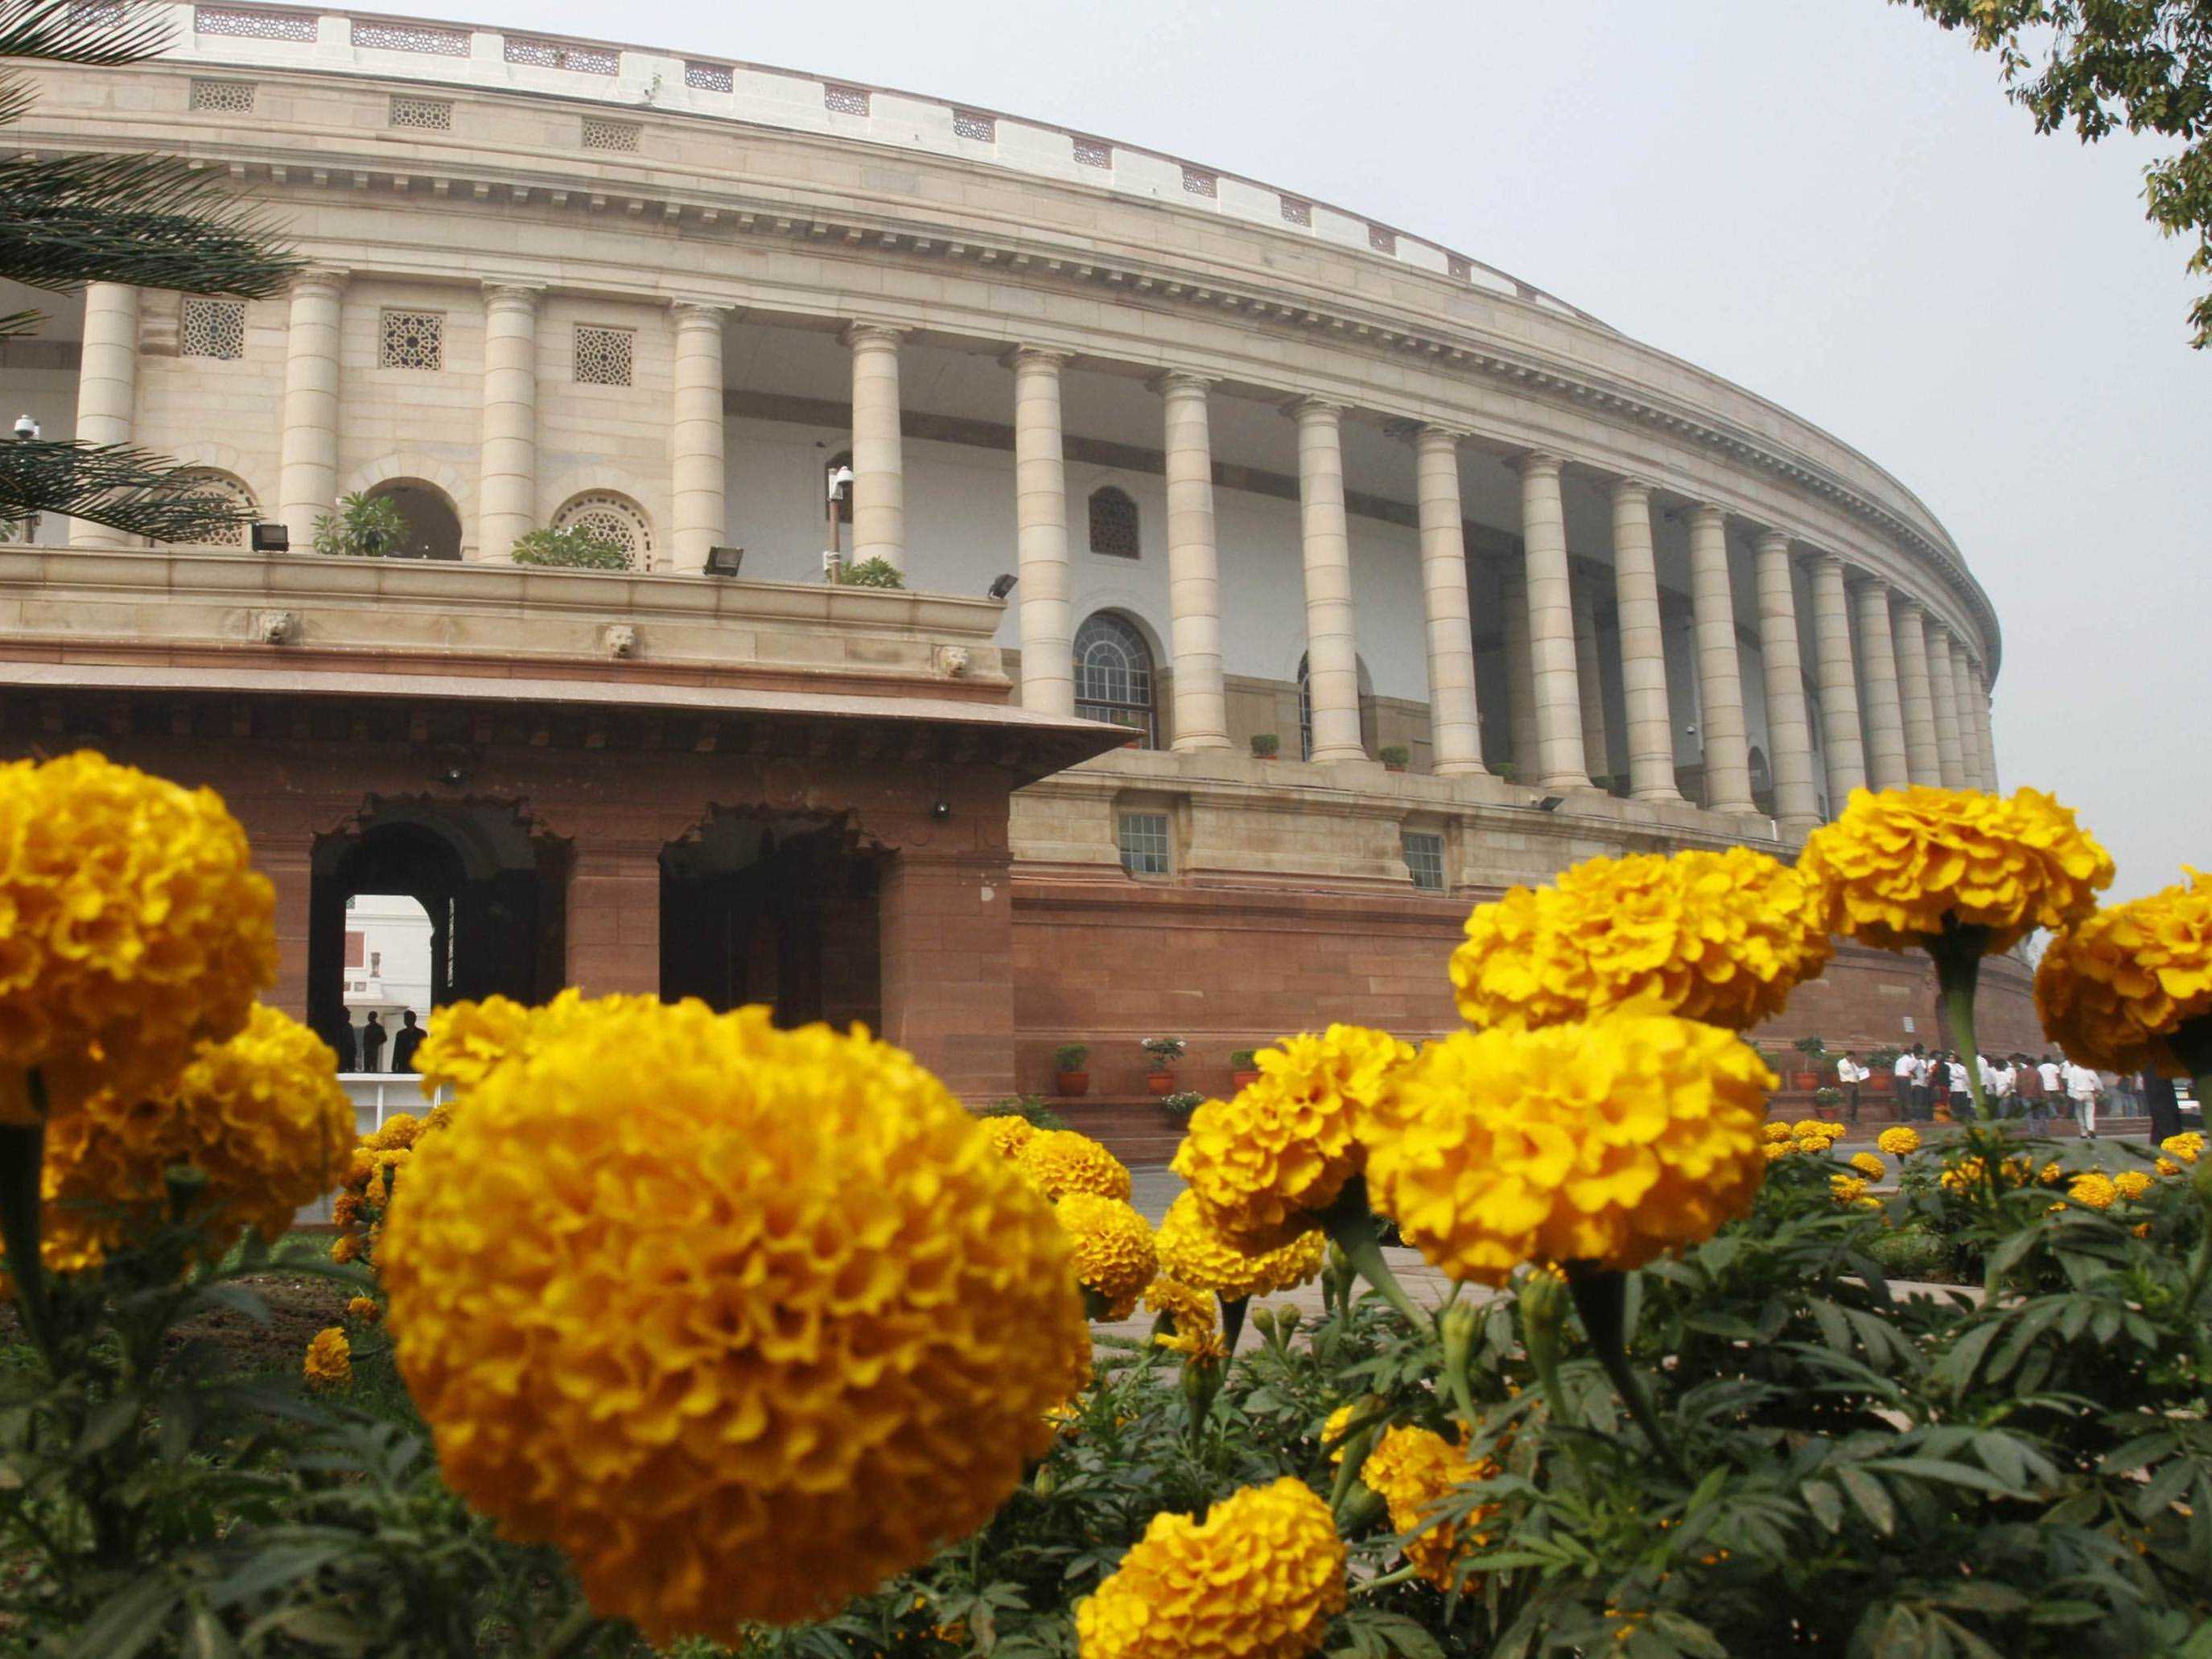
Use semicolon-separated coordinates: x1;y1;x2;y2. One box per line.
1230;1049;1258;1070
1250;734;1281;759
311;492;406;559
1794;1034;1830;1058
979;1094;1067;1131
1052;1043;1090;1072
837;557;905;590
1160;1090;1203;1119
510;524;632;570
1897;0;2212;348
1378;746;1410;768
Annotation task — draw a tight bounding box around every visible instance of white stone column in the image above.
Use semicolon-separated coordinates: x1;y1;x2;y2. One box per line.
1500;566;1539;782
69;282;139;550
1892;595;1943;785
1571;571;1611;785
1753;529;1821;832
1291;398;1365;763
1806;554;1866;805
1926;620;1967;788
1411;426;1485;775
1155;371;1230;749
844;322;906;572
1516;453;1592;790
1948;639;1985;789
1009;347;1076;718
476;283;540;564
1687;504;1754;812
669;302;728;575
1971;660;2000;791
1852;577;1911;790
1609;480;1679;803
277;267;348;553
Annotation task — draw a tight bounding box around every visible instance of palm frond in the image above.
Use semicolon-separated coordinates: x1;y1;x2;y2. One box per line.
0;439;256;543
0;149;299;296
0;0;171;70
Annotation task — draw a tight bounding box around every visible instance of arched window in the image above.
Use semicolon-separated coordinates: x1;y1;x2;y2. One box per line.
552;492;653;570
1087;487;1139;558
1297;652;1378;760
364;479;462;561
169;469;258;549
1748;745;1775;817
1073;611;1155;747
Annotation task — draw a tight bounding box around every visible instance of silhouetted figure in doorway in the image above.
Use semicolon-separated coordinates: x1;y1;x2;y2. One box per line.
360;1011;386;1073
390;1010;425;1074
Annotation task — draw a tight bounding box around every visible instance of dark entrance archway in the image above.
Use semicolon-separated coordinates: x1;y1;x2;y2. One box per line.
307;801;567;1056
659;811;882;1029
365;480;463;561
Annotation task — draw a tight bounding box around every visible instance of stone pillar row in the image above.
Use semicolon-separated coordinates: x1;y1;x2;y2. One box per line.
108;270;2010;817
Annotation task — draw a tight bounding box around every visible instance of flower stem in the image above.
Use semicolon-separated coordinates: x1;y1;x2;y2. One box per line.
1318;1179;1431;1336
0;1072;59;1373
1218;1293;1249;1355
1352;1564;1423;1599
1566;1264;1687;1483
1929;923;1993;1123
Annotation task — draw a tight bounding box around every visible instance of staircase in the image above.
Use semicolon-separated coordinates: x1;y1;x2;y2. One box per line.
1047;1097;1189;1167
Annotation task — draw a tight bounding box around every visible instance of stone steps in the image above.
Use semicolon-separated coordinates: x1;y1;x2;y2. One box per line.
1045;1097;1190;1166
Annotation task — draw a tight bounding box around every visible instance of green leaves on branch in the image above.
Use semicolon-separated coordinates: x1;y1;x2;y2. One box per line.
0;440;256;543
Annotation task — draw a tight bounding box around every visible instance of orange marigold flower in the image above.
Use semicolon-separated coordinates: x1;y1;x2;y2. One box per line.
980;1113;1037;1159
303;1327;351;1391
1357;1423;1498;1591
1154;1191;1326;1302
1057;1193;1158;1321
2036;870;2212;1075
1876;1126;1921;1156
1016;1130;1133;1201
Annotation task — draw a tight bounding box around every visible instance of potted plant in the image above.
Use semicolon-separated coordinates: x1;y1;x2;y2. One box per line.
1229;1048;1260;1089
1812;1085;1843;1120
1052;1043;1090;1097
1160;1089;1202;1122
1790;1034;1828;1094
1250;733;1279;760
1378;744;1409;773
1866;1044;1902;1095
311;492;406;559
1139;1035;1186;1095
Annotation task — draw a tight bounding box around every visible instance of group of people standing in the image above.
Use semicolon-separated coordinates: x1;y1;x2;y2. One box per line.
1878;1044;2123;1138
327;1009;425;1075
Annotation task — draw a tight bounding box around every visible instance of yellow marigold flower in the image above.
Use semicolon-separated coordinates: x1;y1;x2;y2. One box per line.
1364;1008;1772;1286
1761;1141;1792;1163
1851;1153;1887;1179
346;1295;381;1325
1075;1477;1346;1659
1876;1126;1922;1156
1171;1024;1412;1250
1830;1174;1869;1204
1790;1119;1834;1141
1938;1155;2035;1195
1358;1424;1497;1591
2035;871;2212;1075
1155;1191;1326;1301
2113;1169;2152;1200
2162;1131;2205;1165
378;999;1087;1641
330;1232;363;1265
2038;1162;2066;1187
1448;848;1832;1032
1762;1121;1793;1143
1320;1403;1357;1465
1798;785;2113;956
2066;1171;2118;1211
1792;1135;1830;1156
2156;1157;2183;1178
1143;1276;1217;1340
303;1327;351;1391
981;1114;1036;1159
0;751;274;1122
14;1004;350;1277
410;994;536;1093
1015;1129;1132;1201
1156;1321;1229;1363
1057;1193;1158;1321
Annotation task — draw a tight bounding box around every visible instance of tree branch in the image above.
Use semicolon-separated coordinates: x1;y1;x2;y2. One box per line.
0;441;256;543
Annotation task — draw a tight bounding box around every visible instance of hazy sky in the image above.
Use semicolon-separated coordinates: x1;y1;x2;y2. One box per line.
405;2;2212;895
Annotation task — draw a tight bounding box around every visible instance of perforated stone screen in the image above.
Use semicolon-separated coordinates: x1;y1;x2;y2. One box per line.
953;109;995;142
389;95;452;130
180;297;246;361
195;6;315;41
1279;196;1312;227
684;61;732;93
188;79;255;113
1180;167;1217;199
379;311;443;372
574;325;633;386
352;19;467;55
580;117;640;152
1072;137;1110;168
552;494;652;566
824;84;870;116
504;38;616;73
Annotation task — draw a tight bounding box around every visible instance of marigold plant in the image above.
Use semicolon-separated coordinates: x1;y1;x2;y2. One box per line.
1074;1477;1346;1659
1798;785;2113;955
1448;847;1831;1031
14;1003;350;1277
1017;1130;1134;1201
0;751;275;1120
982;1113;1037;1159
1364;1007;1773;1285
1851;1152;1887;1179
1876;1126;1922;1156
1057;1192;1158;1320
377;999;1090;1642
1170;1024;1411;1250
2067;1171;2119;1210
303;1327;351;1391
2036;869;2212;1075
1356;1424;1498;1591
2165;1132;2205;1165
1154;1191;1327;1302
1143;1275;1217;1340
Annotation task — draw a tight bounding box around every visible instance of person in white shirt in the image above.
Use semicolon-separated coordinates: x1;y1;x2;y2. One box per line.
1901;1048;1930;1121
1835;1053;1868;1122
1988;1058;2017;1116
2037;1056;2063;1097
1947;1056;1968;1101
2063;1061;2102;1138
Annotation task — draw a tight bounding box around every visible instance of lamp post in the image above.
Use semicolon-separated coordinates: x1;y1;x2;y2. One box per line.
10;414;40;545
823;461;854;581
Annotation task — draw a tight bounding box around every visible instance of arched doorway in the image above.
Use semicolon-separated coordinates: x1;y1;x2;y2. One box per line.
365;480;463;561
659;809;882;1029
307;802;566;1062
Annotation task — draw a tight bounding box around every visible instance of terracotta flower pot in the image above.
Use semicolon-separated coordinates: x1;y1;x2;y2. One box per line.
1230;1068;1261;1089
1790;1070;1821;1094
1056;1070;1090;1097
1146;1070;1176;1096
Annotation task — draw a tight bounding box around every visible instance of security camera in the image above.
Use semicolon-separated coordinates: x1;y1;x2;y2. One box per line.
826;463;855;500
11;414;38;441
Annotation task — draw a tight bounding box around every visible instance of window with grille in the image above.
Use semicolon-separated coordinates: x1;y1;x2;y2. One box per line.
824;84;869;116
1074;611;1155;748
389;95;451;130
552;492;652;567
953;109;995;142
174;471;257;547
188;79;255;113
574;325;633;386
1402;830;1445;893
352;19;467;55
684;61;732;92
581;116;640;152
195;6;315;42
1180;166;1217;198
1280;196;1312;227
504;37;617;72
1118;813;1171;877
379;311;443;372
1369;224;1397;254
1087;487;1139;558
180;297;245;360
1072;137;1110;167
